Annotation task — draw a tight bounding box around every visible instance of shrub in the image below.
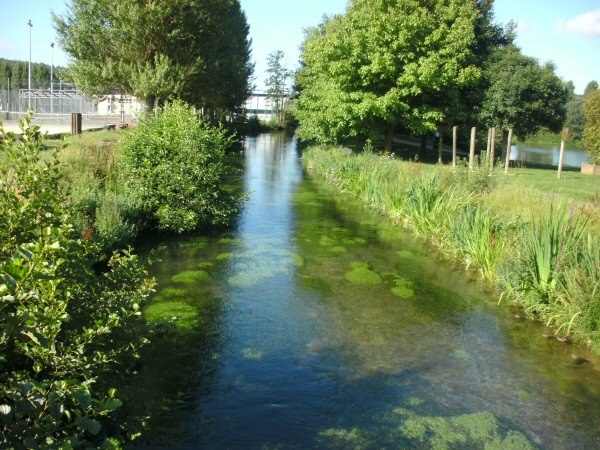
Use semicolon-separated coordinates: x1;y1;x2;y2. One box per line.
0;118;154;448
121;101;245;233
583;90;600;164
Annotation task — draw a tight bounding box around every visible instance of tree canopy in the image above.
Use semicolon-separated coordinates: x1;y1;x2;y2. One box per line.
294;0;482;149
478;45;568;138
265;50;291;125
53;0;253;114
583;90;600;164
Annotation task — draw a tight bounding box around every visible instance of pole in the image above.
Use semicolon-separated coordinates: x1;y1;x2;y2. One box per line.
486;128;492;160
452;126;457;169
7;77;9;112
504;128;513;175
489;127;496;172
437;127;443;164
27;19;32;111
469;127;476;171
557;128;569;179
50;43;54;116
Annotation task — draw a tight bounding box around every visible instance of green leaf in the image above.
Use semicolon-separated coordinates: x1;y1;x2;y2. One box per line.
101;437;122;449
99;398;123;412
76;417;101;435
73;390;92;409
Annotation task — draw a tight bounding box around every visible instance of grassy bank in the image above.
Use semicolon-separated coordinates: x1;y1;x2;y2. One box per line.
302;146;600;355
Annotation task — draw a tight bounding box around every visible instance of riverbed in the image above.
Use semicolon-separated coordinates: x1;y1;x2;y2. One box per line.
129;133;600;449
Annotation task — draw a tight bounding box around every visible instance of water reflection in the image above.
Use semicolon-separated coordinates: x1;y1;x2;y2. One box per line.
130;134;600;449
510;143;588;168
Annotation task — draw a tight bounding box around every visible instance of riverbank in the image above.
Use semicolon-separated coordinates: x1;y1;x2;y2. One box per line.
302;145;600;355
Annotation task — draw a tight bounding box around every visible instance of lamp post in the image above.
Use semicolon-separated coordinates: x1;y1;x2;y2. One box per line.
50;42;54;116
27;19;32;111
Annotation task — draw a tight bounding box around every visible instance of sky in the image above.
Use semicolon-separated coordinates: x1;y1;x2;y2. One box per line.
0;0;598;94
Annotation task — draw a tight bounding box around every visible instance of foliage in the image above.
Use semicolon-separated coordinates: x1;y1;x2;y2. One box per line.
583;90;600;164
265;50;291;125
0;58;58;90
479;45;568;139
53;0;253;114
294;0;481;148
57;133;145;251
121;101;245;233
0;118;154;448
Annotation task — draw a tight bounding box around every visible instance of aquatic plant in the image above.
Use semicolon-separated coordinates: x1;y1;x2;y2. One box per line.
302;145;600;354
144;302;198;331
390;276;415;298
345;262;383;286
171;270;212;284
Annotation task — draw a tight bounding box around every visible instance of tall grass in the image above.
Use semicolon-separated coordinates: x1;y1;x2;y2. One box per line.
303;145;600;355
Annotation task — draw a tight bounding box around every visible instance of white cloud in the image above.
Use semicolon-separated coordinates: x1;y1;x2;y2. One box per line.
557;8;600;36
515;19;536;36
0;40;16;51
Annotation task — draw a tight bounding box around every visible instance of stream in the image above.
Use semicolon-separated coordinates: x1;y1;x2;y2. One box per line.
130;133;600;449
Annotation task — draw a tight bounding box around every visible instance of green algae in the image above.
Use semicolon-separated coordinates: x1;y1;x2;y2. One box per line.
390;276;415;298
171;270;211;284
242;348;264;360
299;274;333;297
345;262;383;286
218;237;241;245
152;287;189;303
319;235;337;247
292;253;305;268
328;245;348;254
216;252;233;261
144;301;198;331
197;262;214;269
453;349;470;360
397;250;414;259
318;428;369;449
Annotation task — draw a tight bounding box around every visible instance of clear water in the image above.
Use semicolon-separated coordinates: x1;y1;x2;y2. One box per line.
130;133;600;449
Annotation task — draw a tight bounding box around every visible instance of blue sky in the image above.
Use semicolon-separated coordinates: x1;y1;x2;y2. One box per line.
0;0;598;93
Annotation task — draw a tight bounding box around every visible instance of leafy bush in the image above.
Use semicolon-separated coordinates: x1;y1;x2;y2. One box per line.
121;101;245;233
583;90;600;164
0;118;154;448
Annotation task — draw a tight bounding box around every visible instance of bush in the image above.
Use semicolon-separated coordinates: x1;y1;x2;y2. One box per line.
0;118;154;448
583;90;600;164
121;101;245;233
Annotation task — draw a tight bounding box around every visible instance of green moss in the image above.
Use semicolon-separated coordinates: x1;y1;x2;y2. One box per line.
144;301;198;331
345;262;383;286
216;252;233;261
171;270;211;284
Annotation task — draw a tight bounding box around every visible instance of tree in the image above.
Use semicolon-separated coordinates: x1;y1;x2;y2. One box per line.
584;80;599;96
583;90;600;164
265;50;291;125
294;0;481;151
478;45;568;138
53;0;253;114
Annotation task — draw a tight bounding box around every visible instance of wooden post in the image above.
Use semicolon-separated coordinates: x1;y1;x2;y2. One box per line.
504;128;513;174
486;128;492;160
452;126;457;169
437;128;443;164
489;127;496;172
557;127;569;179
469;127;476;171
71;112;82;135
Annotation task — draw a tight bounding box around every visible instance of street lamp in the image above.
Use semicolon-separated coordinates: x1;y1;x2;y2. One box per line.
50;42;54;116
27;19;32;111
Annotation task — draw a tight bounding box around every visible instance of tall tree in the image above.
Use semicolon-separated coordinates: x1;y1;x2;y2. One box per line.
478;45;568;138
265;50;291;125
294;0;481;150
583;90;600;164
53;0;253;114
584;80;599;96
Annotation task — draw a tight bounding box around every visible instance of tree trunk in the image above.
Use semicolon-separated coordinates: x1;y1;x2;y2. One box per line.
384;126;395;152
145;96;156;113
